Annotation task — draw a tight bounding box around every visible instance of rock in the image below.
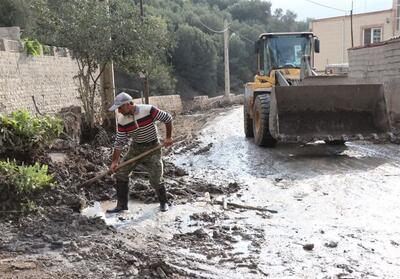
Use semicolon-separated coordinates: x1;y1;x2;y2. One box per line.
193;228;208;239
325;241;338;248
222;225;230;231
51;139;74;150
48;152;68;164
303;243;314;251
175;167;188;177
31;243;46;249
42;234;53;242
51;241;64;249
194;143;213;155
74;254;83;262
127;266;139;276
212;231;219;239
69;241;79;251
58;106;82;143
11;261;36;270
125;255;138;265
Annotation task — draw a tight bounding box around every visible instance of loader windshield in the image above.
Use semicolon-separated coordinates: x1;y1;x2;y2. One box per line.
263;35;312;74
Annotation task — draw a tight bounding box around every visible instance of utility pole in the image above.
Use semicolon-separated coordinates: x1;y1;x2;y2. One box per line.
223;19;230;98
139;0;144;17
101;63;116;121
139;0;149;104
350;0;354;48
102;0;116;128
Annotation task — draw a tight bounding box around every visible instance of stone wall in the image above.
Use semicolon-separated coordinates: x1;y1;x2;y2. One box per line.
0;50;81;115
133;95;183;114
0;27;20;40
348;38;400;127
190;94;243;111
0;43;184;118
348;39;400;83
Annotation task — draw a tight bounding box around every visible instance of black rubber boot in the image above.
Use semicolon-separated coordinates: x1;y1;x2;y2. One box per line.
106;180;129;213
156;184;169;212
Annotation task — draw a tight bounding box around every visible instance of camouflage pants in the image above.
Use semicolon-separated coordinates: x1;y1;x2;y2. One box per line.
114;140;163;190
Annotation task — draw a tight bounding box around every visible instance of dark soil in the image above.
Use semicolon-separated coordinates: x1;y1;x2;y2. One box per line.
0;106;244;278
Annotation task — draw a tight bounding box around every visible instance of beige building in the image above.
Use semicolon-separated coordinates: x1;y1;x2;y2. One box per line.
310;0;400;71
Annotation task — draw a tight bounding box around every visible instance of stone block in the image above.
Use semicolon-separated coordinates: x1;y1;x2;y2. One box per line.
0;27;20;40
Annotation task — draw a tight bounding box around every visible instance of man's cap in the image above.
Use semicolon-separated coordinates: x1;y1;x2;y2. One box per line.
108;92;133;111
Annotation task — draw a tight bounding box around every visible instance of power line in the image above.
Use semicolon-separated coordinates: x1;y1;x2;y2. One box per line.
197;19;254;44
304;0;348;13
229;28;254;43
198;18;229;33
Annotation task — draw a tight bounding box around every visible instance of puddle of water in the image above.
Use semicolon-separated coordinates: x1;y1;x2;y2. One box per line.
81;198;218;232
82;200;162;229
80;201;105;219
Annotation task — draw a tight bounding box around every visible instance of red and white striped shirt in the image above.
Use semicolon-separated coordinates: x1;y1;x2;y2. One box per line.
114;104;172;149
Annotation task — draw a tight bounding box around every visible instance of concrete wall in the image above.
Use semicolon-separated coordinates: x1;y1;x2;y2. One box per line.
0;27;20;40
348;38;400;127
0;50;81;115
311;10;394;71
0;42;184;119
190;94;243;111
394;0;400;36
348;38;400;82
133;95;183;114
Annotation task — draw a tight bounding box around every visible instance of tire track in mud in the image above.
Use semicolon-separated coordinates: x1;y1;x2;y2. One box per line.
172;107;400;278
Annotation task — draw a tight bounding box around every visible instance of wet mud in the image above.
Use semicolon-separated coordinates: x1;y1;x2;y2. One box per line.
1;106;400;278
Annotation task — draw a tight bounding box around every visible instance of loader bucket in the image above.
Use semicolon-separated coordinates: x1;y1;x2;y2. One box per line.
269;84;392;143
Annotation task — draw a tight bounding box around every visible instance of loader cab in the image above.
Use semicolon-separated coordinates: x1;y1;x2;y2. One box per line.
255;32;317;76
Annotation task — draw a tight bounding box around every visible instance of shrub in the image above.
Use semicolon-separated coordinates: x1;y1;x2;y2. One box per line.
0;160;55;213
0;110;63;156
22;38;43;56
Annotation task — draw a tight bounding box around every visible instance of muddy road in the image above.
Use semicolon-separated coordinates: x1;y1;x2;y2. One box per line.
97;106;400;278
2;105;400;278
170;107;400;278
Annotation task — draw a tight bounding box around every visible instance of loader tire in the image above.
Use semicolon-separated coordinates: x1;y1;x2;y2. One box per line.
253;94;277;147
244;101;254;138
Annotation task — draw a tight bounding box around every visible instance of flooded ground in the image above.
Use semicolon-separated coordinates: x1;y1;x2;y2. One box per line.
89;106;400;278
2;106;400;278
171;107;400;278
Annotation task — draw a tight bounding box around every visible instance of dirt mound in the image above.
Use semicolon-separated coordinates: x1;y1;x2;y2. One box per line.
0;106;247;278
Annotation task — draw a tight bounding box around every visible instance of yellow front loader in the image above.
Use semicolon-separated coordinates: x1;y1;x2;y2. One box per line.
244;32;392;147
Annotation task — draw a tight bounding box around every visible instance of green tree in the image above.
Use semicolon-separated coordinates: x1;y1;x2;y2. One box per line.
0;0;36;34
117;16;175;96
32;0;169;128
172;25;218;95
229;34;252;89
228;0;272;24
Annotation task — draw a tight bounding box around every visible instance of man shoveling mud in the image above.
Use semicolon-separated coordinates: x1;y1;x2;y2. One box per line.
107;92;173;213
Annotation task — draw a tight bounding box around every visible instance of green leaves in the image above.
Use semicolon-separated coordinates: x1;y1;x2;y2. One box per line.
22;38;43;56
32;0;172;128
172;25;218;94
0;160;55;213
0;110;63;155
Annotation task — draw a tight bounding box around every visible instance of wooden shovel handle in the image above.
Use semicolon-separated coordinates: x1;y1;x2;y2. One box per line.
78;144;163;189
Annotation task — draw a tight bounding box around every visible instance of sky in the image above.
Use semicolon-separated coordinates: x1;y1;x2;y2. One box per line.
267;0;394;20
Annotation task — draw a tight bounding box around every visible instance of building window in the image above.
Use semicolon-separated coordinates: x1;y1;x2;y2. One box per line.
363;27;382;45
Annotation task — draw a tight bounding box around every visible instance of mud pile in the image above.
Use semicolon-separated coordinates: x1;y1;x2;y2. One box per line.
0;106;246;278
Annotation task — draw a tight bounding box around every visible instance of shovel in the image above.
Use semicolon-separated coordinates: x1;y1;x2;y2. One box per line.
78;144;163;189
